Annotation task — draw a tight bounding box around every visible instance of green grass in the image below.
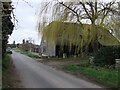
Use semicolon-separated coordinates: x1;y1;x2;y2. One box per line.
64;64;119;88
13;48;40;59
2;54;11;69
42;56;89;62
26;53;40;59
13;48;21;52
2;54;13;88
21;52;40;59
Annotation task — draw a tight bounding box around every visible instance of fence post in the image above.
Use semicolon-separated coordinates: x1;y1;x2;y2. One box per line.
115;59;120;69
89;57;94;65
63;53;66;58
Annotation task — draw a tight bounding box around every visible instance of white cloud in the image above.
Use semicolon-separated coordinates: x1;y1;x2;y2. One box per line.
9;0;42;45
8;29;41;44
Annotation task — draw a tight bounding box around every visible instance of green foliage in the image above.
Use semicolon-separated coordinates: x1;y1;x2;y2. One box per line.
38;1;119;55
2;54;13;88
26;53;40;59
21;52;40;59
13;48;21;52
2;54;11;69
64;64;119;87
94;46;120;66
2;16;14;58
2;1;14;58
42;21;83;46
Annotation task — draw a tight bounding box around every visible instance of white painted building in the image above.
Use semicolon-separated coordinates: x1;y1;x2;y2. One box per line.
40;21;120;57
40;40;56;57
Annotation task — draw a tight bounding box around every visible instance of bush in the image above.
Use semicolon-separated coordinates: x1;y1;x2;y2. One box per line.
94;46;120;67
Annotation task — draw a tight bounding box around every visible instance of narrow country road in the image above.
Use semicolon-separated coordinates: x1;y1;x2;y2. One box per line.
11;52;103;88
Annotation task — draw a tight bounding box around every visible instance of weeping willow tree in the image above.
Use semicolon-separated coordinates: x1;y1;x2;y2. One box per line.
104;2;120;41
38;0;119;56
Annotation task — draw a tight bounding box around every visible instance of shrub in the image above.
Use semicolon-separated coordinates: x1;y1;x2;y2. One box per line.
94;46;120;67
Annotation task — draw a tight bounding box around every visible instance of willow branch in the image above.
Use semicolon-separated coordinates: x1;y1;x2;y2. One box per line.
59;2;82;24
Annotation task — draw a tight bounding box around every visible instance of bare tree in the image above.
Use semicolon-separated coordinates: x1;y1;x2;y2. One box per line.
38;0;119;55
105;2;120;41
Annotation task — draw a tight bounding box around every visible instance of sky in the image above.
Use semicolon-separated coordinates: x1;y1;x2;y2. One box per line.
8;0;116;45
8;0;43;45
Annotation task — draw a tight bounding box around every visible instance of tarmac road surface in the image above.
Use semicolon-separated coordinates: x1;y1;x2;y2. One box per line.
11;52;103;88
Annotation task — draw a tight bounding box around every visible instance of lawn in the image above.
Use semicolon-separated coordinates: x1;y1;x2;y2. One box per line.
21;52;40;59
64;64;119;88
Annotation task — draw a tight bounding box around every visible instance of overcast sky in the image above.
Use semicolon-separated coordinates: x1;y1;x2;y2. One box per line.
8;0;116;45
8;0;43;45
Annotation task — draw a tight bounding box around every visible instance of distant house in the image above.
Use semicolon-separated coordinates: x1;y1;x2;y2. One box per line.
19;39;39;53
40;21;120;57
19;40;30;52
32;45;39;53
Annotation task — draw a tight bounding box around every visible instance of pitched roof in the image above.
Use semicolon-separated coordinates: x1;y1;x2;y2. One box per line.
43;21;120;46
98;28;120;46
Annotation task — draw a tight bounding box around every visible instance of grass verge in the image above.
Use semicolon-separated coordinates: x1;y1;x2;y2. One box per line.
13;48;40;59
21;52;40;59
2;54;13;88
63;64;119;88
3;54;22;88
42;56;89;62
13;48;21;52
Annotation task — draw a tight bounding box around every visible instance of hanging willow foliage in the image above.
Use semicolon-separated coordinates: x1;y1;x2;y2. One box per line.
38;0;120;54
